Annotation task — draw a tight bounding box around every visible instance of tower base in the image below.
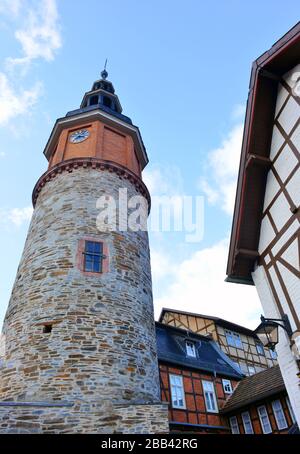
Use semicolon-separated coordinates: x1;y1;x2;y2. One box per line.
0;400;169;434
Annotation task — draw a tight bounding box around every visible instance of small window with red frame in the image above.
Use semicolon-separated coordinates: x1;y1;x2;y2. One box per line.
83;240;105;273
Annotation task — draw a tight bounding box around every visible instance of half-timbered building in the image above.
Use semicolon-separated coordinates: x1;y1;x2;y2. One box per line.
221;366;297;434
156;322;243;433
226;22;300;427
159;308;277;376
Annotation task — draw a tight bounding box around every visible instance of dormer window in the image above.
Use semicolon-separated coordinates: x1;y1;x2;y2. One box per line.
186;340;196;357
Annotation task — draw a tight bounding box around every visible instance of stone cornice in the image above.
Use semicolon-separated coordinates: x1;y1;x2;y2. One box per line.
32;158;151;208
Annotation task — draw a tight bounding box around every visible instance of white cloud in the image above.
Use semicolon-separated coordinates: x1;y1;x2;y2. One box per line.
0;72;42;125
151;249;176;281
153;238;261;329
0;0;21;17
199;123;244;215
0;206;33;227
0;1;61;126
231;103;246;121
143;164;184;197
7;0;61;67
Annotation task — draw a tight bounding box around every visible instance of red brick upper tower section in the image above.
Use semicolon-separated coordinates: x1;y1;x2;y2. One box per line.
44;69;148;178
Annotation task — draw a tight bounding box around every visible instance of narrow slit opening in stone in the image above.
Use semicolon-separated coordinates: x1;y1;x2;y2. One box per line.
43;324;53;334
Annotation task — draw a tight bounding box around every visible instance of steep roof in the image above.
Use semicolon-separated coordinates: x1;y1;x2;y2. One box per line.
158;307;258;338
155;322;243;380
226;22;300;284
221;365;285;413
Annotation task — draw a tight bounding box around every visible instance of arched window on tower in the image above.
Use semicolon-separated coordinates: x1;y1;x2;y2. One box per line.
89;95;99;106
103;96;112;108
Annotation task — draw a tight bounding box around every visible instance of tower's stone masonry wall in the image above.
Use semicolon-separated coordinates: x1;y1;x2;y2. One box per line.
0;167;163;431
0;401;169;434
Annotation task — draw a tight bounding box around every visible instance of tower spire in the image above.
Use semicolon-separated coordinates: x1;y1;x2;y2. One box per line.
101;58;108;80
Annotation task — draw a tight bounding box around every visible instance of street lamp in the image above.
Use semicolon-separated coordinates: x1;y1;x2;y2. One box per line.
254;314;293;351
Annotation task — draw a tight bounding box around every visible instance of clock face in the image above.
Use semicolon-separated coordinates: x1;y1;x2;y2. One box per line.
69;129;90;144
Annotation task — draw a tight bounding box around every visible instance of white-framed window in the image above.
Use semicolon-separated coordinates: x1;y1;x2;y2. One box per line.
257;405;272;434
202;380;218;413
248;365;256;376
272;399;288;430
286;396;296;424
225;330;243;349
222;379;233;394
185;340;196;357
269;348;277;360
241;411;254;434
229;416;240;434
169;374;186;409
256;343;265;356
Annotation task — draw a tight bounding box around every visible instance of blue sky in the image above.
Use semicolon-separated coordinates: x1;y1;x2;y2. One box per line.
0;0;298;329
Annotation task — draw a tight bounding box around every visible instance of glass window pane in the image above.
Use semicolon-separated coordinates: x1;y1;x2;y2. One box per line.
258;406;272;434
93;259;101;273
93;242;102;254
170;374;185;409
84;256;93;271
272;400;287;430
242;412;254;434
230;416;240;434
85;241;95;253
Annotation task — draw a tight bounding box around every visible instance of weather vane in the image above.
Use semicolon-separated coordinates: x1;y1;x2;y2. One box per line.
101;58;108;80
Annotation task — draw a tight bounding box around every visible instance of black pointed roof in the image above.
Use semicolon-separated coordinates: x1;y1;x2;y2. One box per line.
66;70;132;125
156;322;244;379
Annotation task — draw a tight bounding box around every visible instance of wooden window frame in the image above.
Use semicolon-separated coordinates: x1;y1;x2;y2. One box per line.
185;340;196;358
169;374;186;410
77;237;109;276
241;411;254;434
229;416;240;434
257;405;272;434
222;378;233;394
202;380;219;414
272;399;288;430
256;343;265;356
225;329;243;349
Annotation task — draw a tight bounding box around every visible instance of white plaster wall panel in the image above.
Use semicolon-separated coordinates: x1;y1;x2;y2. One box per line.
277;262;300;317
271;220;299;256
268;266;297;332
286;168;300;207
283;63;300;89
269;192;292;231
275;84;289;117
252;265;281;319
252;265;300;427
273;144;298;183
291;124;300;149
265;254;271;265
276;329;300;429
263;170;281;211
281;238;299;271
269;125;285;160
258;215;276;254
277;97;300;134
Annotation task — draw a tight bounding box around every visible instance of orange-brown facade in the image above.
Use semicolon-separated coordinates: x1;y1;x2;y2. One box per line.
48;120;141;176
224;393;294;434
159;363;239;433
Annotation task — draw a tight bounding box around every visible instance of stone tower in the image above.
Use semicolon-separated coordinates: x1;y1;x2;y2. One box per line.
0;70;168;433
